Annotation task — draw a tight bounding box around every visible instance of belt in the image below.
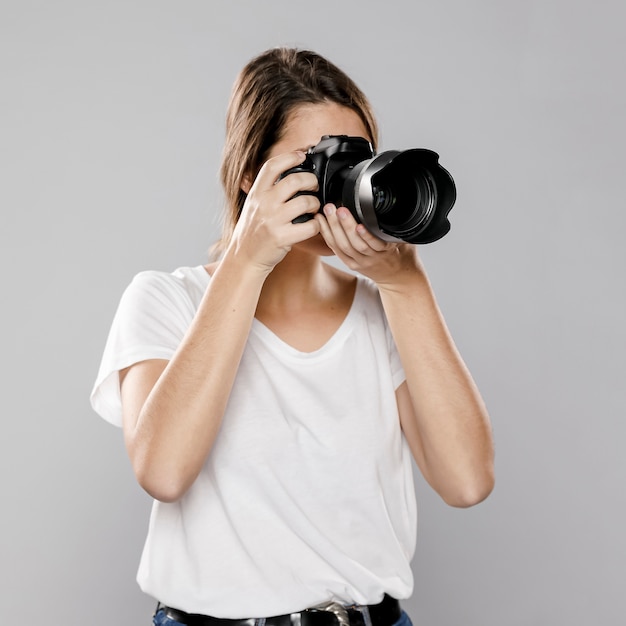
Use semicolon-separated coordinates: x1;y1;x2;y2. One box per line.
160;594;402;626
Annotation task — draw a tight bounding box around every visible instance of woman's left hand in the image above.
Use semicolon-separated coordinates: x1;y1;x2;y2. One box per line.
315;203;423;285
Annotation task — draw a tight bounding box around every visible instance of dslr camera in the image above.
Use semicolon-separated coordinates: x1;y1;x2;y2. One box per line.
284;135;456;244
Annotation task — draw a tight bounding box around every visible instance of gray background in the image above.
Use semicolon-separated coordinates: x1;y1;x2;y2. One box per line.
1;0;624;624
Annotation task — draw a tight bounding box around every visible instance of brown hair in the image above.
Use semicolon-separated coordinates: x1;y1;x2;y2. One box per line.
213;47;379;257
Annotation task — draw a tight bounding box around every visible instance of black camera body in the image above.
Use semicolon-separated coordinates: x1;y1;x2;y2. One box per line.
284;135;456;244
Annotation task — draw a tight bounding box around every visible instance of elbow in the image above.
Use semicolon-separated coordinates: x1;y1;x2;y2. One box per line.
139;476;188;504
136;467;191;503
131;454;194;504
125;429;207;503
441;467;495;509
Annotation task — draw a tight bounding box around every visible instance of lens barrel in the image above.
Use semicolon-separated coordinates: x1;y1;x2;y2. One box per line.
340;149;456;244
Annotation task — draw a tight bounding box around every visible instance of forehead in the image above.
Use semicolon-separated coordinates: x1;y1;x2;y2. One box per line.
269;102;371;156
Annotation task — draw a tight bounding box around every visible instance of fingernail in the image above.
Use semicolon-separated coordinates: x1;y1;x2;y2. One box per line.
323;204;335;216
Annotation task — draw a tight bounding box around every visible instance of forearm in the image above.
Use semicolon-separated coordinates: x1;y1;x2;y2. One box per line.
378;269;495;507
128;251;268;501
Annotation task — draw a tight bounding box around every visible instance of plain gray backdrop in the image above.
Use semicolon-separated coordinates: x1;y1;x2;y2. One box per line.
1;0;624;624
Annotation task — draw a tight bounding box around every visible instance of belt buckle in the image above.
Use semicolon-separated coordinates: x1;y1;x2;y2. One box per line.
310;601;350;626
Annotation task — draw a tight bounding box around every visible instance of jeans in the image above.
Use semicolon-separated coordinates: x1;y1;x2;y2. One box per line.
153;608;414;626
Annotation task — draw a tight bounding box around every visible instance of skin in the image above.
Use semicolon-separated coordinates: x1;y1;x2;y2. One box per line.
120;102;495;506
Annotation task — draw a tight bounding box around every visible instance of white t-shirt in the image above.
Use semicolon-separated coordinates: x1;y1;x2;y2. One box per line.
90;265;417;618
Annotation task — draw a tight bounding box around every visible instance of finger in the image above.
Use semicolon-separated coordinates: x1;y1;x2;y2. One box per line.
318;204;365;265
289;216;321;243
275;171;319;200
285;193;321;222
253;151;307;191
316;209;338;250
323;205;368;258
333;207;395;254
354;223;395;253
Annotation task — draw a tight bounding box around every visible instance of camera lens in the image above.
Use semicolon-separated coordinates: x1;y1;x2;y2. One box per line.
372;183;415;218
324;142;455;244
372;166;436;233
344;149;454;243
372;186;393;213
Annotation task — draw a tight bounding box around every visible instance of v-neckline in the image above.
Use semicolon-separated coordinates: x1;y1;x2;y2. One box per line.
198;264;363;358
251;278;363;358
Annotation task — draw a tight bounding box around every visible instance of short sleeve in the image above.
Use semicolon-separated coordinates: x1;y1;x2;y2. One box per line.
90;270;196;427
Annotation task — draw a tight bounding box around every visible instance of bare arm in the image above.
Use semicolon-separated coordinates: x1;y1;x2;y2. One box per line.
316;205;495;507
378;268;494;508
120;151;320;502
120;256;266;502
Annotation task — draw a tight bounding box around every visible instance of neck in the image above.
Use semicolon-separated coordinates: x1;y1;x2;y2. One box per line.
258;249;330;314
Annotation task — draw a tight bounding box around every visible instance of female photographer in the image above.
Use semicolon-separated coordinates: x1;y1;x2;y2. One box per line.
91;47;494;626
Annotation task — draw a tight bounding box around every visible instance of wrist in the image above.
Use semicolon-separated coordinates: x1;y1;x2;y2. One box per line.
221;241;274;280
217;245;273;289
374;252;430;295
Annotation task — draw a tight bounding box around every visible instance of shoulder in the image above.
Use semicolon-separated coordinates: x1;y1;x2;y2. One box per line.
128;265;209;293
123;265;209;308
354;274;385;311
114;265;209;330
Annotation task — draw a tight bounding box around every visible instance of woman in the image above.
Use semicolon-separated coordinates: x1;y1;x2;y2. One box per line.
91;47;494;626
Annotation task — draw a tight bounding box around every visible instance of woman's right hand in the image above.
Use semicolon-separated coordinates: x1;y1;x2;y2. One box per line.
227;151;321;273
